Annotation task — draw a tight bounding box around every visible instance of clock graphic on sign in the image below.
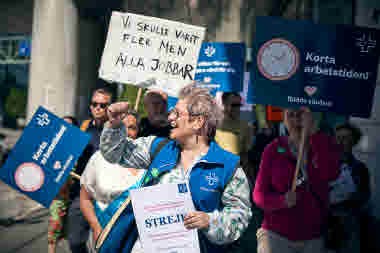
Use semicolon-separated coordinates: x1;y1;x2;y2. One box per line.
15;162;45;192
257;38;300;81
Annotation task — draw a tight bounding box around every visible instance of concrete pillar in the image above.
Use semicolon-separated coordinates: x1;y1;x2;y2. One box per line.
214;0;244;42
75;18;107;122
27;0;78;120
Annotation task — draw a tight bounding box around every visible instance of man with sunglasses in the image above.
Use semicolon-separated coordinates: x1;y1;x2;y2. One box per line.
67;88;112;253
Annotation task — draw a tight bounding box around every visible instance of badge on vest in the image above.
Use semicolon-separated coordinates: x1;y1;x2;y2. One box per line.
205;172;219;186
277;146;286;153
151;168;159;178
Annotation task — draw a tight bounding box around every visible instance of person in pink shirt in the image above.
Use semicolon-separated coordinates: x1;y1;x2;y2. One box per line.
253;107;340;253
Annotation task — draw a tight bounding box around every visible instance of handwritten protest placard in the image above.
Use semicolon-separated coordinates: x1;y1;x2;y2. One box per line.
251;16;380;118
0;107;90;207
99;12;206;97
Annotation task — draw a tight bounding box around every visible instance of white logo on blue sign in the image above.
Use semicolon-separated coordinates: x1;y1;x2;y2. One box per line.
355;33;376;53
205;46;216;57
36;113;50;127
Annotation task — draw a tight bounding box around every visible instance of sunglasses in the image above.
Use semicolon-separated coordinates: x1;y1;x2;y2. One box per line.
91;102;109;109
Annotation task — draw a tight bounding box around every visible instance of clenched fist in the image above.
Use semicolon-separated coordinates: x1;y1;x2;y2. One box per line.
107;102;129;128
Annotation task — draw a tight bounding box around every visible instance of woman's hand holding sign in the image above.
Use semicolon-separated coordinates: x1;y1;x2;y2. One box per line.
184;211;210;230
107;102;129;128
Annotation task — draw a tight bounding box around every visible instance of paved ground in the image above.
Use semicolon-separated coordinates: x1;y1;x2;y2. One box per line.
0;181;71;253
0;181;43;221
0;207;71;253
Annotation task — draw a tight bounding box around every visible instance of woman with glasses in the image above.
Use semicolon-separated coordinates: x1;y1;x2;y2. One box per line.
253;107;340;253
99;83;252;253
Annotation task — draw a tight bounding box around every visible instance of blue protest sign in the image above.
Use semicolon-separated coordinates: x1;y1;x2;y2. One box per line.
251;16;380;118
0;106;90;207
244;71;255;105
18;39;31;57
195;42;245;94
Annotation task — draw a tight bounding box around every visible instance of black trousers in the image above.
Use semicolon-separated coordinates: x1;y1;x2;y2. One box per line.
67;196;90;253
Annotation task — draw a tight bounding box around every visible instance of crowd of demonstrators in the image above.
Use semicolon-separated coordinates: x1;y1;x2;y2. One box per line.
100;83;252;253
215;92;253;185
79;109;140;253
48;116;78;253
253;107;341;253
44;83;376;253
67;88;113;253
326;122;371;252
138;89;171;138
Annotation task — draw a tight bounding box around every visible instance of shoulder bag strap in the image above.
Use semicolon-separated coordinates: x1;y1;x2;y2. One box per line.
95;138;170;250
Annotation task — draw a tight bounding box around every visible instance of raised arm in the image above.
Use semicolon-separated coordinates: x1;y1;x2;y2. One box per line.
99;101;155;169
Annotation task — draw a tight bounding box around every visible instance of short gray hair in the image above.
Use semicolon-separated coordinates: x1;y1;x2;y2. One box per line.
178;83;223;141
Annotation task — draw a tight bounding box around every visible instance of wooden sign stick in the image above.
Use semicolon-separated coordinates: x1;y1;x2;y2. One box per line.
70;172;81;181
95;196;131;250
134;88;143;111
291;127;307;192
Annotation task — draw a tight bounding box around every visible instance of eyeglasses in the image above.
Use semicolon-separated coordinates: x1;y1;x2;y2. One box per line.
168;108;187;119
169;108;204;120
90;102;109;109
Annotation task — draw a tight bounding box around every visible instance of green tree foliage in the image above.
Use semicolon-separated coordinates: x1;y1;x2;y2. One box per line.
118;84;148;118
4;87;27;118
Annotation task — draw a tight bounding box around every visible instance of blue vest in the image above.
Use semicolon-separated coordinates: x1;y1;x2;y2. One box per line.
98;137;239;253
146;137;239;253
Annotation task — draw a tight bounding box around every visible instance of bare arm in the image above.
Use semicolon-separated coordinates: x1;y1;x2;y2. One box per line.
80;187;102;242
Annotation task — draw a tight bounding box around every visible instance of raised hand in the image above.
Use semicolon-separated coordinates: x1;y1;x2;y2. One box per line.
106;102;129;128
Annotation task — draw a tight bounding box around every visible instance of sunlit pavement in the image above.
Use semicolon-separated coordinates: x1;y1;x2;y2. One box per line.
0;207;71;253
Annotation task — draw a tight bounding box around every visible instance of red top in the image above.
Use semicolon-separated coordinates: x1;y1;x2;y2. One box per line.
253;132;340;241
